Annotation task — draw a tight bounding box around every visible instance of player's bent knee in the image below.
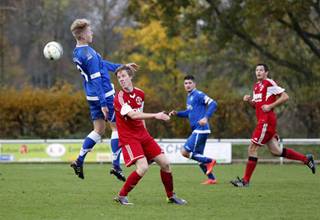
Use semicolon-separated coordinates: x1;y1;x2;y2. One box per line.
136;160;149;176
160;162;171;172
248;143;259;156
270;149;282;156
181;149;190;158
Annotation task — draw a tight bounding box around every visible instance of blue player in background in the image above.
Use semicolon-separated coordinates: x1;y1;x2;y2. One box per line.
169;75;218;185
70;18;138;180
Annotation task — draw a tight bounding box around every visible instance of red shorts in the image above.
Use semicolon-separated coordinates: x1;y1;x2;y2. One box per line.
121;135;163;167
251;120;277;146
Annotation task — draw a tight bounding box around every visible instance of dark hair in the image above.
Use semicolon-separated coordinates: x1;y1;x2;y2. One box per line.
256;63;269;72
115;65;134;77
184;75;195;81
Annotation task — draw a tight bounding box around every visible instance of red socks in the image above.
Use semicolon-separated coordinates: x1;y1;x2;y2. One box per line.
281;148;307;163
119;170;174;198
243;157;258;183
119;171;142;196
160;170;174;198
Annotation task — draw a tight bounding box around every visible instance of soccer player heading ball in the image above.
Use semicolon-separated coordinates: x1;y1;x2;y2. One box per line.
169;75;218;185
231;63;316;187
69;18;138;181
113;66;187;205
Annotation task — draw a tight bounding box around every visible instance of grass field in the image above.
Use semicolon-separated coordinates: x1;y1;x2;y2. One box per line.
0;164;319;220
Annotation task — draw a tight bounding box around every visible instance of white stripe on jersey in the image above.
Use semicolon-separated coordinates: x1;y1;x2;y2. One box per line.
90;72;101;79
192;129;211;134
258;123;268;144
204;95;213;104
86;89;115;101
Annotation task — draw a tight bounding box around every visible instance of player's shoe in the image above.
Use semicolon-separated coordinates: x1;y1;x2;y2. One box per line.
201;179;217;185
70;161;84;179
110;168;126;182
114;196;133;205
230;176;249;187
167;193;187;205
205;159;217;175
306;154;316;174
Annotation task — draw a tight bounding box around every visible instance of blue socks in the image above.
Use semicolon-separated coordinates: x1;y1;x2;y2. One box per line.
77;131;101;166
199;163;216;180
190;152;212;164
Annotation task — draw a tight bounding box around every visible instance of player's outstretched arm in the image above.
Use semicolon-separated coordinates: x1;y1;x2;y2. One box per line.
169;110;177;116
127;110;170;121
172;109;190;118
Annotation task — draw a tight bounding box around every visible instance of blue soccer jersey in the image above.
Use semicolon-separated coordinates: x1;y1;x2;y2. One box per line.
177;89;217;134
72;45;121;107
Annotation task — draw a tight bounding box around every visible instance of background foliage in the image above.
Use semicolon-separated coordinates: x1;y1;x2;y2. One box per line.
0;0;319;138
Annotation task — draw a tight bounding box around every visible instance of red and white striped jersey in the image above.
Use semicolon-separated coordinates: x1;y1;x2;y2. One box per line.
114;87;147;145
252;78;285;121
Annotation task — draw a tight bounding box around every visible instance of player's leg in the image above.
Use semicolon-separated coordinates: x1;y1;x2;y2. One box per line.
230;142;259;187
182;133;214;165
71;119;105;179
243;142;259;183
119;157;148;195
115;142;146;205
231;122;270;187
266;136;316;174
143;136;186;205
153;153;187;205
195;134;217;184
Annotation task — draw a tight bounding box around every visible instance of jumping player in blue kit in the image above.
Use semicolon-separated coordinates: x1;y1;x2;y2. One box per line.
170;75;218;185
70;18;138;180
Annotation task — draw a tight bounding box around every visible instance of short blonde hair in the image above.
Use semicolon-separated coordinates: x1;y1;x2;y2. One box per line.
70;18;90;40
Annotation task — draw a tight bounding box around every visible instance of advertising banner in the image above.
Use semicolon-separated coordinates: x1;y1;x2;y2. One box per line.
0;140;232;164
0;142;112;163
159;141;232;164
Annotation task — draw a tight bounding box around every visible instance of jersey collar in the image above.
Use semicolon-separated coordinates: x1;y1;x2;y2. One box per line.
188;88;197;96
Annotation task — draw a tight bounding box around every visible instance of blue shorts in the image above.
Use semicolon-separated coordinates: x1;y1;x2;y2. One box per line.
88;96;115;122
183;133;209;154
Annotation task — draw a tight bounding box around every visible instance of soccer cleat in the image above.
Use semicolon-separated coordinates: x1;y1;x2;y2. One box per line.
205;159;216;175
70;161;84;179
230;176;249;187
167;193;187;205
114;196;133;205
306;154;316;174
201;179;217;185
110;168;126;182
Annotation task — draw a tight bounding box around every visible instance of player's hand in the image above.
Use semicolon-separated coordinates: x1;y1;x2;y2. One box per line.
198;117;208;126
169;110;177;116
261;104;272;112
243;95;251;102
155;112;170;121
101;106;109;120
125;63;139;72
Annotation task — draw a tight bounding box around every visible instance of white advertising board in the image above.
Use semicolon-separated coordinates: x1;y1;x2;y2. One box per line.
157;141;232;164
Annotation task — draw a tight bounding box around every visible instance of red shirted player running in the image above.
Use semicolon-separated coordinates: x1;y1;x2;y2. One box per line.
231;63;316;187
113;66;187;205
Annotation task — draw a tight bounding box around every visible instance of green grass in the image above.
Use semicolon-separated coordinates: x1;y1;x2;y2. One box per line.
0;164;319;220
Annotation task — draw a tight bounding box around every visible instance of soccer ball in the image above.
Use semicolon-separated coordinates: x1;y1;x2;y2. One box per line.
43;41;63;60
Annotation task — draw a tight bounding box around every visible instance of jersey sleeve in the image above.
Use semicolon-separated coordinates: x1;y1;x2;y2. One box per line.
199;92;217;118
86;51;107;106
267;79;285;95
102;60;122;72
177;109;190;118
120;103;133;116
